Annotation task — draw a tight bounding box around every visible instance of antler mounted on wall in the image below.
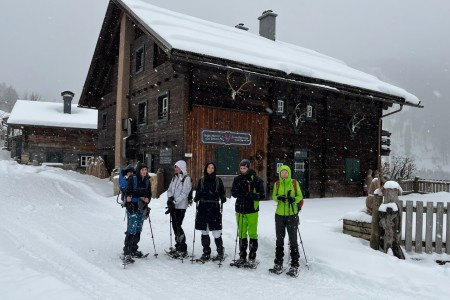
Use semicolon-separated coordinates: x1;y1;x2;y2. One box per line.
226;71;251;100
348;113;365;138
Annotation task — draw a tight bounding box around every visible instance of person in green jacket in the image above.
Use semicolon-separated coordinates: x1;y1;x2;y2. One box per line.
271;165;303;274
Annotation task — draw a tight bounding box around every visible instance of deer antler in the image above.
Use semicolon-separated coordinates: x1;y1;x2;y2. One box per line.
227;71;251;100
350;113;365;133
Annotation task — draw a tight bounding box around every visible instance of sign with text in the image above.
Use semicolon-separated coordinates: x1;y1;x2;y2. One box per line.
159;148;172;164
201;129;251;146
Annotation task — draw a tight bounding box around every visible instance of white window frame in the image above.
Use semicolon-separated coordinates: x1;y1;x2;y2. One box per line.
276;163;284;173
306;104;313;118
80;155;94;167
277;99;285;113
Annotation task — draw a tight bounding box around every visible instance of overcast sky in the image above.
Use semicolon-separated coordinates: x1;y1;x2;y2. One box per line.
0;0;449;105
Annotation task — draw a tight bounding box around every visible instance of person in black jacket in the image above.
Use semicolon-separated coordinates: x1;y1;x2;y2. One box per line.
122;163;151;263
231;159;265;264
194;162;227;261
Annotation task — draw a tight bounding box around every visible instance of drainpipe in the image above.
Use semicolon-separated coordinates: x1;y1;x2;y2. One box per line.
378;104;403;171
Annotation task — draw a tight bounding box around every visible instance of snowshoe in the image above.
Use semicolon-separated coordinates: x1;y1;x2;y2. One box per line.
131;251;149;258
165;249;190;262
286;266;299;278
212;253;228;262
269;264;284;275
195;253;211;264
122;255;135;266
246;259;259;269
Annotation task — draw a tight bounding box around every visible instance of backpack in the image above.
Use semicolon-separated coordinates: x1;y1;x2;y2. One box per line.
275;179;304;211
181;175;194;204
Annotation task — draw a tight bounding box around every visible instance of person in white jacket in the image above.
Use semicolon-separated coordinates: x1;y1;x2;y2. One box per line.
166;160;192;258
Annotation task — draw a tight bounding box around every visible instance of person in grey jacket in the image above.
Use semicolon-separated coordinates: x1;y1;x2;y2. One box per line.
166;160;192;258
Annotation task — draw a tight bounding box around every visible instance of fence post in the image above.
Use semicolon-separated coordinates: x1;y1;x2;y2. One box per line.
413;176;420;193
370;195;383;250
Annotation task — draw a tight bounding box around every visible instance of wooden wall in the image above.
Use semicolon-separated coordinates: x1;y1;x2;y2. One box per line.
185;105;269;190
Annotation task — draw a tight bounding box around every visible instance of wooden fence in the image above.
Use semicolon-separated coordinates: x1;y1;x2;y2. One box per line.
399;177;450;194
400;200;450;254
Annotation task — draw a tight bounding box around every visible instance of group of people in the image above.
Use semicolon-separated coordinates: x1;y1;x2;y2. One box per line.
118;158;304;274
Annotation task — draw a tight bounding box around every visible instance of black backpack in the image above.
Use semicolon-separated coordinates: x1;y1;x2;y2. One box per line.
181;175;193;203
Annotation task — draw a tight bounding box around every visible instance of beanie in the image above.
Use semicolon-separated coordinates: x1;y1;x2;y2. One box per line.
239;159;251;169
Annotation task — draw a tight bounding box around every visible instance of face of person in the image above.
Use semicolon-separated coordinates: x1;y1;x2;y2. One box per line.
240;166;248;174
140;168;148;177
175;165;181;174
207;164;215;175
126;171;133;177
280;170;288;179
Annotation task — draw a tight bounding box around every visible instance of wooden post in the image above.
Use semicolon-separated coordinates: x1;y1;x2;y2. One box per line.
370;195;383;250
115;13;133;169
413;176;420;193
415;201;423;253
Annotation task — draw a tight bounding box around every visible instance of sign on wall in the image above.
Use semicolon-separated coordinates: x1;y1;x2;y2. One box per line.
201;129;251;146
160;148;172;164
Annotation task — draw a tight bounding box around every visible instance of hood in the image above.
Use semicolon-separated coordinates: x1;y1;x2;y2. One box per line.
174;160;187;175
278;165;292;181
203;161;217;178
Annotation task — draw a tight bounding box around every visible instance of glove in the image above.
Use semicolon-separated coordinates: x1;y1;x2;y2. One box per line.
221;198;227;204
287;196;295;204
188;198;193;206
167;196;174;206
277;195;287;201
250;193;260;201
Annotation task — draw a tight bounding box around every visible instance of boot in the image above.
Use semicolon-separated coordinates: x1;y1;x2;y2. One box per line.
214;236;225;260
201;234;211;256
248;239;258;261
236;238;248;264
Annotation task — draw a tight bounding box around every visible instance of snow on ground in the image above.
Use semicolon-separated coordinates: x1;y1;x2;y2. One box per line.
1;149;449;300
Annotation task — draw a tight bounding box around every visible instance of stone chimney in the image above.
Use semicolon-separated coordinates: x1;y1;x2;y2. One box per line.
258;10;277;41
61;91;74;114
235;23;249;31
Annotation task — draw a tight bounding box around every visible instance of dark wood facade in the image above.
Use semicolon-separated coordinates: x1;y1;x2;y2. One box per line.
7;125;97;171
79;1;418;197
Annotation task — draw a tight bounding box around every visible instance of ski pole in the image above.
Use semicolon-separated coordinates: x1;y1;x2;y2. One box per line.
290;201;309;270
148;208;158;258
169;212;173;250
233;203;244;263
191;202;199;263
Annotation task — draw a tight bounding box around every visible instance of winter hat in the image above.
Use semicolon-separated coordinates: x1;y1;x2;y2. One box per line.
124;164;134;173
239;159;251;169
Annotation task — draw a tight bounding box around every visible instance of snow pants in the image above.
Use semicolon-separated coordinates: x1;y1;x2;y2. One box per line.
123;202;144;255
274;214;299;267
170;209;187;252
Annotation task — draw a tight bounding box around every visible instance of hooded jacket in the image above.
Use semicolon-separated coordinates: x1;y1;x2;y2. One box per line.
272;165;303;216
167;160;192;210
126;163;151;202
231;169;265;214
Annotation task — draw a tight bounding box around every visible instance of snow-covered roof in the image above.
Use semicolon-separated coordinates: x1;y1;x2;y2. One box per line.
7;100;97;129
118;0;420;106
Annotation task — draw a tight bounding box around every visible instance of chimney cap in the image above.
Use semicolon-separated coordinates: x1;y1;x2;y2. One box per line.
235;23;249;31
258;10;278;20
61;91;75;98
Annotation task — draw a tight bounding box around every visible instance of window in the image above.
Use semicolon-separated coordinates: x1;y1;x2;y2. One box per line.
157;92;169;121
101;113;107;131
138;101;147;125
153;44;168;68
135;44;145;73
345;158;361;182
277;99;285;114
80;155;94;167
306;104;313;118
276;163;284;173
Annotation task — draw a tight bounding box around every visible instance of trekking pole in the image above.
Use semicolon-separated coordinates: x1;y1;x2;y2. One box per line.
148;208;158;258
190;202;199;263
297;219;309;270
290;201;309;270
233;203;244;263
169;212;173;251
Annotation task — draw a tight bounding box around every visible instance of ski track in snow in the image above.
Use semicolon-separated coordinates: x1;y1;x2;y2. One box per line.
0;156;449;300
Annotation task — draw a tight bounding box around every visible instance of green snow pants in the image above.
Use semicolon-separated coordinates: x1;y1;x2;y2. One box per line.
236;212;258;239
